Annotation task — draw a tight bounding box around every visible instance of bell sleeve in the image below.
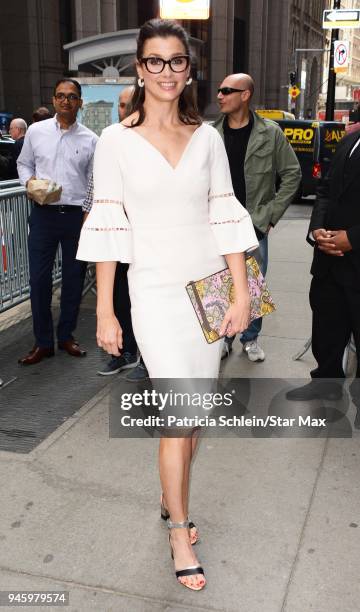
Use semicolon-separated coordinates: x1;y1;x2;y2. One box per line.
77;127;133;263
209;127;258;255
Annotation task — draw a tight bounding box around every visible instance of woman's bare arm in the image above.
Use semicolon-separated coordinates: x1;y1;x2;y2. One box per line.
219;252;250;337
96;261;123;355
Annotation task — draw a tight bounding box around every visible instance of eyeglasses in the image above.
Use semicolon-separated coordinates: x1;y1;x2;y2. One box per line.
218;87;246;96
54;93;80;103
140;55;190;74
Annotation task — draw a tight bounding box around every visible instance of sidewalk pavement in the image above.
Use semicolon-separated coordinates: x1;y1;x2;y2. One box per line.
0;217;359;612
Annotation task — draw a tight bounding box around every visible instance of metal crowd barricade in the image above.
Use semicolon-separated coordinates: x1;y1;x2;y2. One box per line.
0;184;96;387
0;179;20;190
0;184;96;315
0;186;62;313
292;335;356;376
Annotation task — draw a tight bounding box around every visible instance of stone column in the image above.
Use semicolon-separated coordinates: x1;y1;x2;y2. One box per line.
35;0;65;105
265;0;291;109
205;0;235;116
0;46;4;111
127;0;139;28
248;0;269;107
0;0;41;120
74;0;101;39
101;0;117;33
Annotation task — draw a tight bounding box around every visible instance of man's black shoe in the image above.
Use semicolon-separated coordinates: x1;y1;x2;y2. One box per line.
286;381;343;401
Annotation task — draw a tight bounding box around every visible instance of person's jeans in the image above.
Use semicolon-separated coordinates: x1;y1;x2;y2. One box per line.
226;235;268;347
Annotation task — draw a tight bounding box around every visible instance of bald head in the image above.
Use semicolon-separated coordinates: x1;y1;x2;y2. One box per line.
9;118;27;140
217;73;255;118
225;74;254;97
118;85;135;121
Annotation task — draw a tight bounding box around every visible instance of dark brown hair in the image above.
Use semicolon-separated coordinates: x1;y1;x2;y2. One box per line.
128;19;201;127
32;107;52;122
53;78;82;98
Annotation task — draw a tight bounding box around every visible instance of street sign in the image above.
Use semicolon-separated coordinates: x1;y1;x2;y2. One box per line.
160;0;210;20
323;9;360;29
289;86;301;99
334;40;350;73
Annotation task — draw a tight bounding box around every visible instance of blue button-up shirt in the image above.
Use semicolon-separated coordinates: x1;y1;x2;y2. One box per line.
17;116;98;206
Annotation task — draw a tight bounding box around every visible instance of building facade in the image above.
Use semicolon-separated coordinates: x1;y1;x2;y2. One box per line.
287;0;327;118
0;0;327;124
320;0;360;118
0;0;159;122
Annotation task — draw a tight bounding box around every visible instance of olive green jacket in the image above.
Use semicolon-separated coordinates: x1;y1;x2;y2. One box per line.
213;111;301;233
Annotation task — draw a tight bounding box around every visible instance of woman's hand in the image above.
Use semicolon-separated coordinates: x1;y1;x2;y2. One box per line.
96;314;123;356
219;299;250;338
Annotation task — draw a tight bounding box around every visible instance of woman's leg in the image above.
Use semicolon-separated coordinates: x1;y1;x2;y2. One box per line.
159;436;205;589
183;428;200;516
161;429;200;539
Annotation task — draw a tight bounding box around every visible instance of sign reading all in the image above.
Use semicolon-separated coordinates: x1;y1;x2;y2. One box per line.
160;0;210;20
334;40;350;73
323;9;360;29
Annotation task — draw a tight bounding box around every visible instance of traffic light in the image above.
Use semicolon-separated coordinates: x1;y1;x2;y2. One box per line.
289;72;296;86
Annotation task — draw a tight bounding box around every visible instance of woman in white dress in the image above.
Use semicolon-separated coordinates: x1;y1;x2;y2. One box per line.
77;19;258;591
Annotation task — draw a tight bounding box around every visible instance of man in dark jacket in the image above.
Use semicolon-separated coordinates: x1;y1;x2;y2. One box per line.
8;118;27;178
287;131;360;401
214;73;301;362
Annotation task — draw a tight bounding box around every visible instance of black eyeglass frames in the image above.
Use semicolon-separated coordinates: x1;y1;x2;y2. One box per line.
140;55;190;74
218;87;246;96
54;93;81;102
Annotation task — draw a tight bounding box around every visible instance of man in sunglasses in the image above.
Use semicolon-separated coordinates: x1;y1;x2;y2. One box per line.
214;73;301;363
17;78;98;365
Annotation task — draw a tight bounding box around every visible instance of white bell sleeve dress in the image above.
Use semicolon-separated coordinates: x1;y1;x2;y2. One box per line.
77;123;258;378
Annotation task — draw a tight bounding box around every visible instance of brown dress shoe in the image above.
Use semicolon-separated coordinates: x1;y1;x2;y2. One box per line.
58;338;87;357
18;346;55;365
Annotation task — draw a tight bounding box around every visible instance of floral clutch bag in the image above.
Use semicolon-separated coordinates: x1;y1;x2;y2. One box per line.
186;256;276;344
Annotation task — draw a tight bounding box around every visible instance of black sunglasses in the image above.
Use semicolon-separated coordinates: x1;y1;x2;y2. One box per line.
218;87;246;96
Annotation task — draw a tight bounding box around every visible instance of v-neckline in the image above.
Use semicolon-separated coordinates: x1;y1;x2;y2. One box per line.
125;123;204;171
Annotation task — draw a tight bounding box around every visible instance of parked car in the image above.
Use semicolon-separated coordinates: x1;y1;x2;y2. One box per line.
0;135;16;181
256;109;295;121
275;120;346;197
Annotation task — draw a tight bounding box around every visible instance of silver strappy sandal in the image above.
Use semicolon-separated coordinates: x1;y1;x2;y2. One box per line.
160;494;199;545
167;519;206;591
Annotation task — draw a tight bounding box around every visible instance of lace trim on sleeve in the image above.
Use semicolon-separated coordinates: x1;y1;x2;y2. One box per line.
208;192;234;201
83;226;131;232
93;199;124;205
210;218;247;226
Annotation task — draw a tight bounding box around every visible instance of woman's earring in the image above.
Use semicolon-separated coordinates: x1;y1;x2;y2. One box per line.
137;77;145;88
186;77;193;86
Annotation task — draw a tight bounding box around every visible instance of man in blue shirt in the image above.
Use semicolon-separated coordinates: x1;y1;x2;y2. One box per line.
17;78;98;365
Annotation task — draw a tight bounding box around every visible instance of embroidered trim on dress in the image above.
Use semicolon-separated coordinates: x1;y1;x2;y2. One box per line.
84;226;131;232
210;218;245;225
208;192;234;201
94;199;123;205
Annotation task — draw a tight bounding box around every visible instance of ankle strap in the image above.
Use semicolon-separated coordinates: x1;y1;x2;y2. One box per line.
167;518;189;529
